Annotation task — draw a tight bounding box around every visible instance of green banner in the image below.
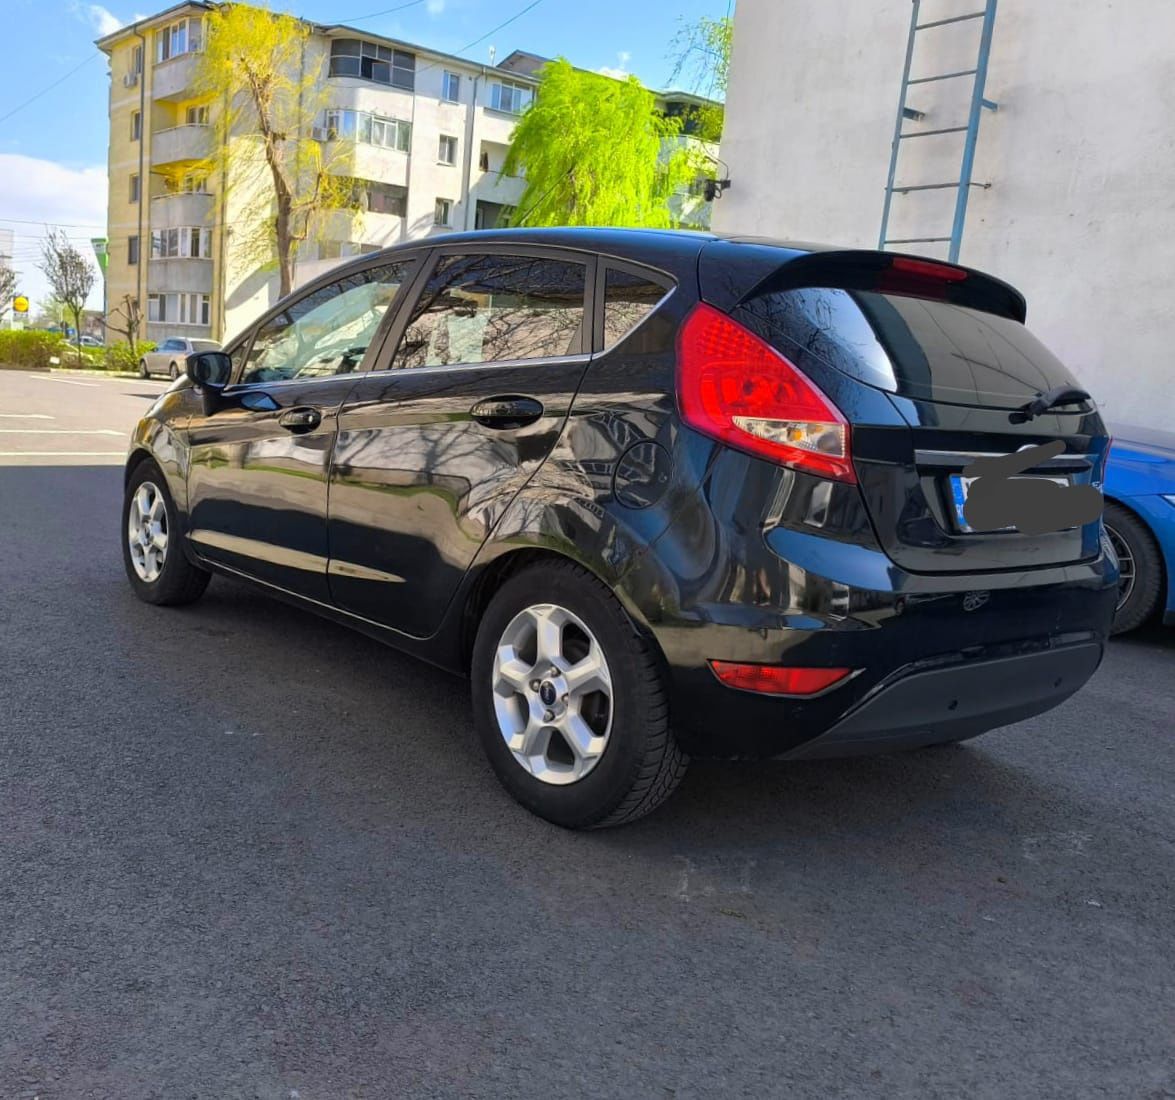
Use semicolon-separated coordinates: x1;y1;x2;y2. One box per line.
91;237;108;274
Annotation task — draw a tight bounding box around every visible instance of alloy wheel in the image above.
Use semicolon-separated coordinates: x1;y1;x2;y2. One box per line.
491;602;614;785
1105;523;1136;611
127;481;169;583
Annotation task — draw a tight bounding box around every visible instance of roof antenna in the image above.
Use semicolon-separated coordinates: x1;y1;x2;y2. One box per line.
488;45;496;66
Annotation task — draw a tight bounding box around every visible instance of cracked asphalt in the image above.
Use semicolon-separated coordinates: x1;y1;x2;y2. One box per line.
1;371;1172;1098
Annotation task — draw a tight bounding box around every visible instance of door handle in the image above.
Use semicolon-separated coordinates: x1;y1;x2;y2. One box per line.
470;396;544;429
278;407;322;433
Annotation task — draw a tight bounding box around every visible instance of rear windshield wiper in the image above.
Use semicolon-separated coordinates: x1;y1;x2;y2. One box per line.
1009;385;1092;424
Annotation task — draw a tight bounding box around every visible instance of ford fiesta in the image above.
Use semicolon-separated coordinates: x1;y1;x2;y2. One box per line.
121;228;1117;828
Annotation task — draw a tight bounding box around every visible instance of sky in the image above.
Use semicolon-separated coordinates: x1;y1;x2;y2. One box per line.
0;0;730;313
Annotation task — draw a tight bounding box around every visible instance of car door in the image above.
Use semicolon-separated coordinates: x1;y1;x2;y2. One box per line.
150;338;178;373
185;259;416;601
328;247;596;636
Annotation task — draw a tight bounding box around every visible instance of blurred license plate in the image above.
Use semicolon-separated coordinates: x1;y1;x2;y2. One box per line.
950;474;1070;533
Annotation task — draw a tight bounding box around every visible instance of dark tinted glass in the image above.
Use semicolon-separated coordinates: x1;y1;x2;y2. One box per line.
603;267;672;348
394;254;587;369
743;287;1081;408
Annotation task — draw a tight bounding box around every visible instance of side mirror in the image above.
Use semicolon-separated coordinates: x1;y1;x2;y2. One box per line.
186;350;232;390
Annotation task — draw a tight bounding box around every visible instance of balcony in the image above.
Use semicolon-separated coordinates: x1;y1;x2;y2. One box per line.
321;141;410;189
150;191;214;228
148;258;213;294
152;53;199;101
152;124;212;168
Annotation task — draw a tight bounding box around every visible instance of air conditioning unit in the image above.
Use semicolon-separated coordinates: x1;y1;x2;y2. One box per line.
123;72;140;88
312;126;329;142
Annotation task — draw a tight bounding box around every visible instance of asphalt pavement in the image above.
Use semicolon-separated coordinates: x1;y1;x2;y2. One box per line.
1;369;1173;1098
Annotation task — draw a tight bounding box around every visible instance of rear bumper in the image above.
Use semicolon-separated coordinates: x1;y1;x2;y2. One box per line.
783;642;1103;759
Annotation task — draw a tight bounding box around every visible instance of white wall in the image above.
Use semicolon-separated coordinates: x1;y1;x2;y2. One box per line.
715;0;1175;431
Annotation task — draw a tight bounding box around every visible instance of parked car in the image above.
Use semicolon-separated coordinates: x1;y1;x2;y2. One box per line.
1103;425;1175;633
79;334;103;347
120;229;1117;828
139;337;222;379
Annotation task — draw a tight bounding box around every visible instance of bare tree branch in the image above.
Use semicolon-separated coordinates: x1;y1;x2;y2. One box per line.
38;229;96;362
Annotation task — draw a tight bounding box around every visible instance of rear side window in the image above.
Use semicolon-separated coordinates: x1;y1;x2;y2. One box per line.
742;287;1081;408
393;253;587;369
602;266;672;349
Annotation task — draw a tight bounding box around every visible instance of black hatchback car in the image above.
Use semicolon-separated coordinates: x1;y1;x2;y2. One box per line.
122;228;1117;828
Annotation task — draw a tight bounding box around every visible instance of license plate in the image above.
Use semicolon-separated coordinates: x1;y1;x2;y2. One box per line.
950;474;1071;533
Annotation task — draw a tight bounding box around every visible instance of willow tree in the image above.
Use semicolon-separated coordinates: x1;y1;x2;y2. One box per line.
195;4;358;296
502;59;701;229
668;15;733;141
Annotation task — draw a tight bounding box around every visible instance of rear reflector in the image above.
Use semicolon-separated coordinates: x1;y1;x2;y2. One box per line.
708;661;856;697
676;303;855;483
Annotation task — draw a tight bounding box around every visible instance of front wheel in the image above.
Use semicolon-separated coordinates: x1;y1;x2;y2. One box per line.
122;461;210;606
168;361;179;380
138;359;149;378
1104;501;1163;634
471;560;688;829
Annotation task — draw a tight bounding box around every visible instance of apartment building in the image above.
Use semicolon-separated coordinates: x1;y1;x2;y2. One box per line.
97;2;546;344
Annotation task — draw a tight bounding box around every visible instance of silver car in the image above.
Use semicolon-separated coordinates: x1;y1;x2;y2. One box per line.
139;337;222;380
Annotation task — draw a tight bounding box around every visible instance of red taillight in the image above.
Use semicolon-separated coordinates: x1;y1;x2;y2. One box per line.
709;661;856;697
676;303;855;483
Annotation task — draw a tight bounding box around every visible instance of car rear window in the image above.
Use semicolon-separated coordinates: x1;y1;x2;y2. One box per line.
741;287;1082;409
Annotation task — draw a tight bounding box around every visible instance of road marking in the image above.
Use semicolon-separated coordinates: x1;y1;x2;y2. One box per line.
25;374;99;387
0;429;124;436
0;451;125;457
0;414;55;420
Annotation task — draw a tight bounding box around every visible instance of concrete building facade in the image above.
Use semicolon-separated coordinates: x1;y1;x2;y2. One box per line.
715;0;1175;431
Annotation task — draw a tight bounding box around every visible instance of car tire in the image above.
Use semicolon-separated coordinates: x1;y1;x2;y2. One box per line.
1104;501;1164;634
139;360;149;378
169;361;179;380
122;460;211;607
471;559;688;829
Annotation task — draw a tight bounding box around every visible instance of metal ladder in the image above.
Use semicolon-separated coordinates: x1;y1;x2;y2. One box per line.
878;0;1000;262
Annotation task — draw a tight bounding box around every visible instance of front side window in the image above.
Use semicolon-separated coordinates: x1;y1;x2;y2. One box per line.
602;266;673;348
393;254;587;370
241;262;411;384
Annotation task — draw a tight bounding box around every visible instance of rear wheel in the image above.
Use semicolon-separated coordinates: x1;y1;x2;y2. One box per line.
138;359;149;378
168;361;179;380
1104;501;1163;634
122;461;210;606
471;560;688;829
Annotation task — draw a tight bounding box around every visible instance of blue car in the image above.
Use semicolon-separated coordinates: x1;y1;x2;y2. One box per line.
1103;426;1175;633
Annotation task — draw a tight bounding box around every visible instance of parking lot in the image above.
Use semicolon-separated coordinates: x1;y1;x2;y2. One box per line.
1;369;1172;1098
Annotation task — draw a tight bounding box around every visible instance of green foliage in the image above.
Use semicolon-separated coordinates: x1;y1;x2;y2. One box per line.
104;340;157;372
196;3;361;296
668;15;733;140
0;329;69;369
502;59;701;229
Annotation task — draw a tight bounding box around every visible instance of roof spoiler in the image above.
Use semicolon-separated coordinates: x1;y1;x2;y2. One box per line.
738;250;1028;323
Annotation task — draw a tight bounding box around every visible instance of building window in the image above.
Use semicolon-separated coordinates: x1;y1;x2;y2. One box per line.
434;199;453;227
147;292;211;325
178;172;209;194
127;236;140;264
130;44;143;75
130;110;141;141
479;147;491;172
438;135;457;166
489;80;532;115
185;104;209;126
129;174;140;203
442;71;460;102
156;17;203;64
150;226;212;259
365;181;407;217
328;39;415;91
324;109;411;153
